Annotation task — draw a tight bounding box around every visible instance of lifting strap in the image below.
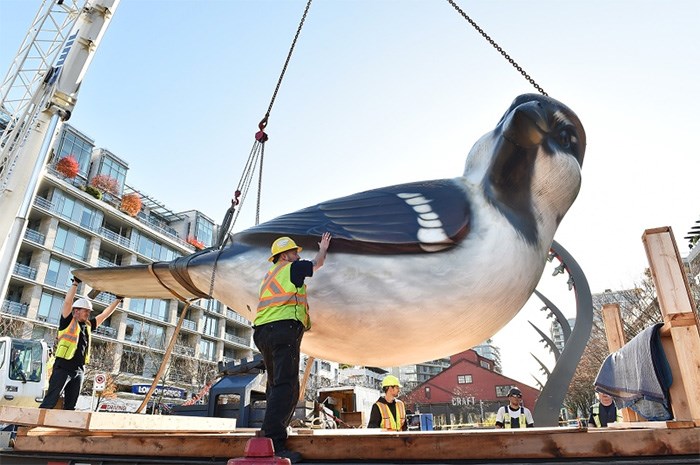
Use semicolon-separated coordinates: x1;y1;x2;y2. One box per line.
445;0;548;96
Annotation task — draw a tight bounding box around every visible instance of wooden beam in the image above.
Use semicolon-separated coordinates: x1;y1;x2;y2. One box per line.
642;227;700;423
600;304;640;422
9;427;700;460
0;406;236;432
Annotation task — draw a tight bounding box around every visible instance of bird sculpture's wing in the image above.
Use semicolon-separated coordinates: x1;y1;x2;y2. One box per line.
236;179;471;254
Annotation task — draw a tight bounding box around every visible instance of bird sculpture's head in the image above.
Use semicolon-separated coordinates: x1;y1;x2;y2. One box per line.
464;94;586;247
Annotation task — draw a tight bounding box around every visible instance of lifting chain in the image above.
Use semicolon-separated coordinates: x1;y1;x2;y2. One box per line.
445;0;548;96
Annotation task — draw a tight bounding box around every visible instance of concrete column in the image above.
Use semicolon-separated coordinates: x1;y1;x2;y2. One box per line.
86;234;101;266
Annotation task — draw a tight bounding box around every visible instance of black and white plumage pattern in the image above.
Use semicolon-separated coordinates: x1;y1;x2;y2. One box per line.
75;94;585;366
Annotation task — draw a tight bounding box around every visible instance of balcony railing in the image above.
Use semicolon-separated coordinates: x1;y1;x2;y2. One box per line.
24;228;46;245
33;196;54;211
181;319;197;331
12;263;37;280
98;227;132;249
226;309;251;326
97;258;119;267
224;333;248;346
135;212;193;250
1;300;29;317
94;325;117;338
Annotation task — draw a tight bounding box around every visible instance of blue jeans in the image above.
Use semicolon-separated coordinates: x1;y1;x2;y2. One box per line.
253;319;304;451
39;365;84;410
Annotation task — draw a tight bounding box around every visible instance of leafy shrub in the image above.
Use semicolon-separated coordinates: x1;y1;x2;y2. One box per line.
85;185;102;200
120;192;142;217
55;155;79;178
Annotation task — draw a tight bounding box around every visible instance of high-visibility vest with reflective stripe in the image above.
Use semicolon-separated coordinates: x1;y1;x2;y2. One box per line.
376;399;406;431
255;262;309;328
55;317;91;364
504;406;527;428
591;403;622;427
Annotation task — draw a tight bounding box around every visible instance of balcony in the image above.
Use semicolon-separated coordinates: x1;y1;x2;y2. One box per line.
94;325;117;338
97;258;119;267
98;227;132;249
24;228;46;245
33;196;54;211
1;300;28;317
224;333;248;346
95;293;118;304
12;263;37;280
226;309;251;326
181;319;197;331
135;212;193;250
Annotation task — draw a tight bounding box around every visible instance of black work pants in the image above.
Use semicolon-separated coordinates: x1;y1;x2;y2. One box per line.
39;365;84;410
253;319;304;451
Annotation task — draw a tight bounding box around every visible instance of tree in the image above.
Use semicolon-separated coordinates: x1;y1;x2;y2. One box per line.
90;174;119;197
120;192;142;217
55;155;79;178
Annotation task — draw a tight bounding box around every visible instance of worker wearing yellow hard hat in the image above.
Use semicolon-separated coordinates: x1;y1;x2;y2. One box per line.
253;232;332;463
367;375;407;431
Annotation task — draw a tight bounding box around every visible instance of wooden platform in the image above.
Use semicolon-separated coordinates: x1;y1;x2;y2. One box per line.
8;422;700;461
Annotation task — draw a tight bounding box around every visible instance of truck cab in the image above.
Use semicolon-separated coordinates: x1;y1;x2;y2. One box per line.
0;337;48;406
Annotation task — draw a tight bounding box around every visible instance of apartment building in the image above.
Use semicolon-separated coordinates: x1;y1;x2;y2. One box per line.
1;124;255;403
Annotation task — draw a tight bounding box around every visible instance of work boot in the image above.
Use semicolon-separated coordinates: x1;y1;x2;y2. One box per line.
276;448;303;463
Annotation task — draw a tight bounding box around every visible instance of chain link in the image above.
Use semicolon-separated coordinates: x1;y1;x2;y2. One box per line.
265;0;314;120
445;0;547;96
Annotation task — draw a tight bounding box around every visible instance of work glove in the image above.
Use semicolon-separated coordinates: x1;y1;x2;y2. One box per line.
72;276;82;285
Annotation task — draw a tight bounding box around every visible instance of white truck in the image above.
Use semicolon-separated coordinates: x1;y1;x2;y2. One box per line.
0;337;48;407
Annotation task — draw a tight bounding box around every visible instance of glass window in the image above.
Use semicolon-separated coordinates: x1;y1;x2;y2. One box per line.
8;339;44;383
203;315;218;337
52;190;103;231
124;318;165;350
37;292;63;325
56;129;93;178
45;256;76;288
119;350;144;375
496;385;514;397
53;225;90;261
195;215;214;247
132;230;177;261
97;156;127;197
480;360;490;370
457;374;473;384
129;298;168;322
199;339;216;361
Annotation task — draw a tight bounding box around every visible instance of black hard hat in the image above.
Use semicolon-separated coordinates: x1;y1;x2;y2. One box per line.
507;387;522;397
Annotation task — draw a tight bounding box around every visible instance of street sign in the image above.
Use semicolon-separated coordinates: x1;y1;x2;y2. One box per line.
94;372;107;391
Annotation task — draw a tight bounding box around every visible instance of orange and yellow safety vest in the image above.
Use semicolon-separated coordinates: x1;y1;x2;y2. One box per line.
376;399;406;431
255;262;310;329
55;317;91;364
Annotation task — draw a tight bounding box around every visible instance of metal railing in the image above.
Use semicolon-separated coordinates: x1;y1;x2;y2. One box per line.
33;196;54;211
181;319;197;331
226;309;251;326
224;333;249;346
24;228;45;245
97;258;118;267
1;300;29;317
94;325;117;338
12;263;37;280
98;226;132;249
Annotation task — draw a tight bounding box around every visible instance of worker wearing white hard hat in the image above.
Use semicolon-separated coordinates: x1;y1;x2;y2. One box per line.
40;276;123;410
367;375;408;431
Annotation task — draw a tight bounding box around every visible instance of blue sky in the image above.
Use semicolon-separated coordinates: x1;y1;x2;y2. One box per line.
2;0;699;385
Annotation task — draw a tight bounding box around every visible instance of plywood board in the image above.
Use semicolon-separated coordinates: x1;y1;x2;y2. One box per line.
0;406;236;432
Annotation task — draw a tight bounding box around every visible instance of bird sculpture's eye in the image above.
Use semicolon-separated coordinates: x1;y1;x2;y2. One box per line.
556;129;572;149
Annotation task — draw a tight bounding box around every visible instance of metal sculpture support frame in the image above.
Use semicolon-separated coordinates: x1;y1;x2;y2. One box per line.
532;240;593;426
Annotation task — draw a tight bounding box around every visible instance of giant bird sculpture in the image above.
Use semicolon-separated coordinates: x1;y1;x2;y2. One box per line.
75;93;586;367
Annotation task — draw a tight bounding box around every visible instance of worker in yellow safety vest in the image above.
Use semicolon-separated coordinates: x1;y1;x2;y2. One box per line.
495;387;534;428
588;389;622;427
368;375;408;431
39;276;122;410
253;233;332;464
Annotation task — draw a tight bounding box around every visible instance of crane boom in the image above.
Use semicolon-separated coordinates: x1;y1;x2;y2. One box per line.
0;0;121;300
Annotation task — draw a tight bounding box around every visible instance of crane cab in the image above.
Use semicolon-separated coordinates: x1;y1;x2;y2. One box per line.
0;337;48;406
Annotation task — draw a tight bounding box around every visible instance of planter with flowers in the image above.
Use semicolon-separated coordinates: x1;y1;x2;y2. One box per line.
187;236;206;250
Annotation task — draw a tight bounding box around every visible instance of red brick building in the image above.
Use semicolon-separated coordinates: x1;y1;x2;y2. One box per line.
402;349;540;428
